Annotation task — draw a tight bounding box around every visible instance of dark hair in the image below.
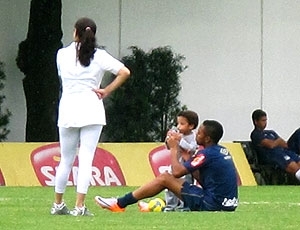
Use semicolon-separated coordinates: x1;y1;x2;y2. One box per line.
74;17;97;66
177;110;199;129
202;120;223;144
251;109;266;126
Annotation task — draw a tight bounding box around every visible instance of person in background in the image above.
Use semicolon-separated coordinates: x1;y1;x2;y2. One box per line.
50;17;130;216
95;120;238;212
250;109;300;182
287;128;300;155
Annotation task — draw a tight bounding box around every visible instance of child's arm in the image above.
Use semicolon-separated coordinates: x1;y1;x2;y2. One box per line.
179;138;197;152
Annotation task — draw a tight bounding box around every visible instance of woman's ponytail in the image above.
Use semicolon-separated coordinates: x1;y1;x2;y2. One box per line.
74;18;97;67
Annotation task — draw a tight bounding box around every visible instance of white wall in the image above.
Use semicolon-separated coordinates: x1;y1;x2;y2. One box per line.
0;0;30;141
263;1;300;139
1;0;300;142
60;0;121;56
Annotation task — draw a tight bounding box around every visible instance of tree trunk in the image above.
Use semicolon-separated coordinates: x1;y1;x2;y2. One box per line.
16;0;62;142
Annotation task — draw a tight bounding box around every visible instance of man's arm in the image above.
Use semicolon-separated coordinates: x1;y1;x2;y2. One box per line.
166;132;189;178
261;137;288;149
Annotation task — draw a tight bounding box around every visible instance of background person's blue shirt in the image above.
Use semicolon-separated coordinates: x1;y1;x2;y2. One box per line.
251;129;281;163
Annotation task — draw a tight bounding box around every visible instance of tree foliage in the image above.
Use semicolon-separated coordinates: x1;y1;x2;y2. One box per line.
0;61;12;141
16;0;62;141
102;46;187;142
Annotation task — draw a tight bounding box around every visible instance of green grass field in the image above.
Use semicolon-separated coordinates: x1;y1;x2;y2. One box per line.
0;186;299;230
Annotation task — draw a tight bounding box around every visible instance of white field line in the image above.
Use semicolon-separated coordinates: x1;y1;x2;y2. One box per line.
240;201;300;206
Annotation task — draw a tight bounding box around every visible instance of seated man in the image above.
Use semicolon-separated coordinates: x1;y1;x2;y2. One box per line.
287;128;300;155
95;120;238;212
250;109;300;181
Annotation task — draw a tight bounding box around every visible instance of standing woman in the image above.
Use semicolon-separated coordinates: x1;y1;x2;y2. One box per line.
51;17;130;216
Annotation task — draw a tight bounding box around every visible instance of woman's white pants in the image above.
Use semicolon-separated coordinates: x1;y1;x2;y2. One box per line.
55;125;103;194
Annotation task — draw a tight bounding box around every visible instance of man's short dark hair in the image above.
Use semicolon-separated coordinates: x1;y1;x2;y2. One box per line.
251;109;267;126
202;120;223;144
177;110;199;129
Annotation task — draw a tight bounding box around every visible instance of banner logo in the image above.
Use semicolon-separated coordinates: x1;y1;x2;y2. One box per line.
0;169;5;186
30;143;126;186
148;145;171;176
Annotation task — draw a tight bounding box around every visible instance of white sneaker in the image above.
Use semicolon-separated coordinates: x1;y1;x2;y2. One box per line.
69;206;94;216
50;202;69;215
94;196;125;212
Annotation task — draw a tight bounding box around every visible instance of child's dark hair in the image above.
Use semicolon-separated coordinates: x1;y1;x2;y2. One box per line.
251;109;266;126
177;110;199;129
74;17;97;67
202;120;223;144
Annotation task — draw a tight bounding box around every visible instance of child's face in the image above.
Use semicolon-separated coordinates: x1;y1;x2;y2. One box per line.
176;116;194;135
